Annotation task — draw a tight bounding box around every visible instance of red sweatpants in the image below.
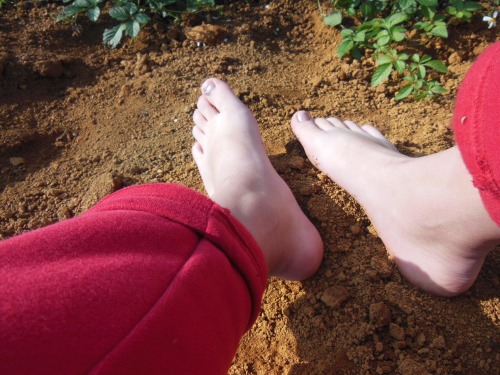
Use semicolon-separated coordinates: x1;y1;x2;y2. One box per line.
453;41;500;226
0;184;267;375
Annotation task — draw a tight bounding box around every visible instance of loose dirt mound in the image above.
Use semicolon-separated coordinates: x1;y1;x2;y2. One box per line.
1;1;498;373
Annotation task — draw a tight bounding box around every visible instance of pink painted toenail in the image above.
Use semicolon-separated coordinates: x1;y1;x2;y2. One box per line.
202;80;215;95
297;111;311;122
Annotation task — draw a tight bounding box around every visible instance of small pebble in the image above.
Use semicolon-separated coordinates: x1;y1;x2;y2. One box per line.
9;157;25;166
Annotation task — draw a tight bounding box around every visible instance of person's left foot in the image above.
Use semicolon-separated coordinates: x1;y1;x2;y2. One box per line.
192;78;324;280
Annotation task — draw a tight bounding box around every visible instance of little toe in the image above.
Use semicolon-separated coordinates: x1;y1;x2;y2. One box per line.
326;117;348;129
197;96;218;120
201;78;247;113
361;124;386;139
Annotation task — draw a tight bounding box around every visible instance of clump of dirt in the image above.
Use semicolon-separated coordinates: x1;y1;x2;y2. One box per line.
1;1;499;374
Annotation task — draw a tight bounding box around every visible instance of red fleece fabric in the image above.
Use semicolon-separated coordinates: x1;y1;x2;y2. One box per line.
453;41;500;226
0;183;267;375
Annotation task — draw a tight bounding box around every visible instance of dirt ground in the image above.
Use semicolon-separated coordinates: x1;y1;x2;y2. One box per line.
1;0;499;373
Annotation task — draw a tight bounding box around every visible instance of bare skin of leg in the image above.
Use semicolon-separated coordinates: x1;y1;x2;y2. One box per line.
191;78;324;280
291;111;500;296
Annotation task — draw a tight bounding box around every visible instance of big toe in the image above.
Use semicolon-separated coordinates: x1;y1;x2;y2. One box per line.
291;111;325;147
201;78;246;113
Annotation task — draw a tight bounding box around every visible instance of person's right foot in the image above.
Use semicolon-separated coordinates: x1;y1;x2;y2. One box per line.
192;79;324;280
291;112;500;296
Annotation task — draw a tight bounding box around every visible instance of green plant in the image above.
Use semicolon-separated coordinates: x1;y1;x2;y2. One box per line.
447;0;484;22
321;0;487;100
371;48;408;87
394;53;448;99
57;0;215;48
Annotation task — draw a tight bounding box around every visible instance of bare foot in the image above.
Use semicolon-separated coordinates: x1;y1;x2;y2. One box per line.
291;112;500;296
191;78;323;280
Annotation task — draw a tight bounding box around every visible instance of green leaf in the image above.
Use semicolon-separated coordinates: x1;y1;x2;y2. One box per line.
337;39;354;58
376;55;393;65
420;54;432;63
73;0;92;7
125;20;140;37
377;35;390;46
323;12;343;27
353;31;366;42
399;53;409;60
411;54;420;63
394;60;406;74
187;0;214;7
430;84;447;94
135;12;150;25
109;6;129;21
395;84;414;100
386;12;407;26
346;7;356;16
413;21;425;29
124;2;138;15
340;28;354;37
352;46;363;60
376;30;390;46
420;5;435;19
103;23;126;48
424;60;448;73
404;74;416;82
57;6;84;21
430;24;448;38
417;0;437;7
398;0;417;12
464;2;483;11
87;6;100;21
360;3;374;18
447;6;457;15
391;26;407;42
417;65;426;79
371;63;392;87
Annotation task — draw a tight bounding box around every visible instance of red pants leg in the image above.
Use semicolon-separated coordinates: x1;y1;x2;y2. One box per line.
0;183;267;375
453;41;500;226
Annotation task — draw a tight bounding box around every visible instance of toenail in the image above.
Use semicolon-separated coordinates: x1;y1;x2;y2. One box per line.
202;80;215;96
297;111;311;122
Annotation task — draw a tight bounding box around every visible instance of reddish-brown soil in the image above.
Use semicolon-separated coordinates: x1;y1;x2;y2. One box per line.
1;1;499;374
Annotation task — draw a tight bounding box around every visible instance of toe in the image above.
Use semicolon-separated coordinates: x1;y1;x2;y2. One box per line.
193;109;208;131
197;96;218;120
344;120;365;134
326;117;348;129
192;125;205;145
314;118;336;131
201;78;246;113
291;111;324;142
361;125;399;151
361;124;386;139
192;142;204;161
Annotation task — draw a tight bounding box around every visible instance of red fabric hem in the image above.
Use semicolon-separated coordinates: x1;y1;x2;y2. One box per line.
85;182;269;328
